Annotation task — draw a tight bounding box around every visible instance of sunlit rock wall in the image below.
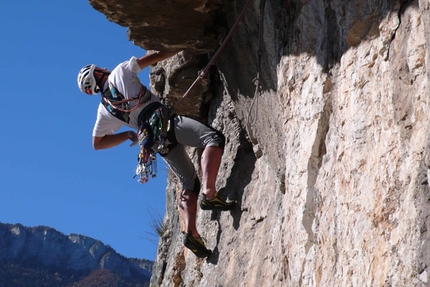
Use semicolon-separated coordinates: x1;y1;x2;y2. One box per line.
90;0;430;286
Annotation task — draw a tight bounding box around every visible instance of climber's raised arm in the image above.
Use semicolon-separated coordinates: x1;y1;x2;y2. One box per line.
136;50;179;69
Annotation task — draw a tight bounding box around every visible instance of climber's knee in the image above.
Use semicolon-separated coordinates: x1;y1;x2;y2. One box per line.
207;130;226;150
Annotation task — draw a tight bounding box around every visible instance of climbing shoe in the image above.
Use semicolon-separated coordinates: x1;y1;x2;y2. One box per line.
183;233;212;258
200;193;236;211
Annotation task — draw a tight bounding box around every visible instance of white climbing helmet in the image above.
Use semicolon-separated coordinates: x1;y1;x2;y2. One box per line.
77;64;100;95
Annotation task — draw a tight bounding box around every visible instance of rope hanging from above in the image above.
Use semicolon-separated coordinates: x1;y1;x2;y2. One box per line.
174;0;255;111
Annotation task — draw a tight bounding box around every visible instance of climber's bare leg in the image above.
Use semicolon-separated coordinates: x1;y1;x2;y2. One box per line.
201;146;223;200
179;189;199;237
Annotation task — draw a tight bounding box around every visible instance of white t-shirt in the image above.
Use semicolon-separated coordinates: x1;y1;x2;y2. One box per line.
92;56;160;137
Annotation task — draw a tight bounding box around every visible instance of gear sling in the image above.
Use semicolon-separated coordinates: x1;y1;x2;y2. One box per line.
101;84;177;183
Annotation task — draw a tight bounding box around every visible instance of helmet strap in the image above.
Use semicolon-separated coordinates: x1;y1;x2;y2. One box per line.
95;71;110;93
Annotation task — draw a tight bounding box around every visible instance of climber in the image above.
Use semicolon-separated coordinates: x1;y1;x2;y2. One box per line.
77;50;235;258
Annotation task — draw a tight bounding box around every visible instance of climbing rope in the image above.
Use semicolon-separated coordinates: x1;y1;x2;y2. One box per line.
174;0;255;110
247;0;266;126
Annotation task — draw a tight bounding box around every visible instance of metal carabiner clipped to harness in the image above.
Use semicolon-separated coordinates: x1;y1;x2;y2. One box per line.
134;123;157;183
134;147;157;184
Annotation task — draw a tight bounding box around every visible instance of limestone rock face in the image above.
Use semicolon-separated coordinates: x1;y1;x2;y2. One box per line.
89;0;223;52
90;0;430;286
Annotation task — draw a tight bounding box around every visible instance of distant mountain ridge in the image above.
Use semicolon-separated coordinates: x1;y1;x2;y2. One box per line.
0;222;152;286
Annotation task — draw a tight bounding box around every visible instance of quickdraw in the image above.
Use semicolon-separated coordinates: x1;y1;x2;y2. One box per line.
134;148;157;184
134;122;157;183
247;0;266;126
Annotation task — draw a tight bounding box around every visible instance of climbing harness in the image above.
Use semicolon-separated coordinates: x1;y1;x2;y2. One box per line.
175;0;255;110
134;103;177;184
247;0;266;126
142;104;174;155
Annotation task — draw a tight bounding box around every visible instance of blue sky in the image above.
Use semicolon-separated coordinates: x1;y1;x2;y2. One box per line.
0;2;168;261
